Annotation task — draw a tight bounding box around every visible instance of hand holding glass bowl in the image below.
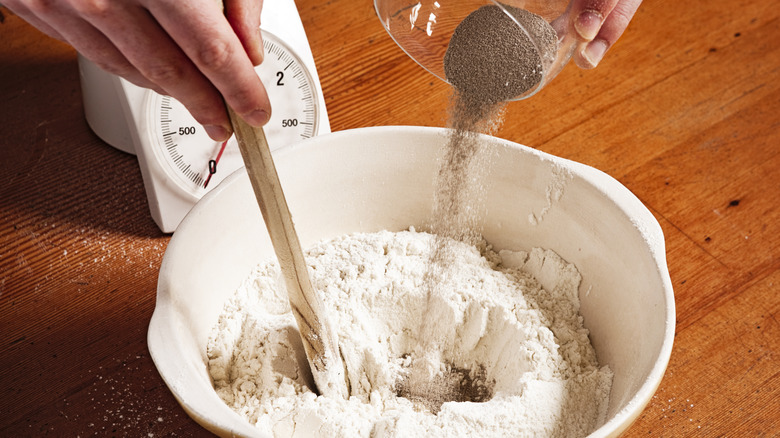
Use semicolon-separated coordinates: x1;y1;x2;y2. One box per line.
374;0;642;100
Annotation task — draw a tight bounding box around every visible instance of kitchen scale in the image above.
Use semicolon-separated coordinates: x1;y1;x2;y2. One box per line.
78;0;330;232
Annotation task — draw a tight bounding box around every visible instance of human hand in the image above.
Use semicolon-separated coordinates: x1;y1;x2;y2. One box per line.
4;0;270;141
569;0;643;69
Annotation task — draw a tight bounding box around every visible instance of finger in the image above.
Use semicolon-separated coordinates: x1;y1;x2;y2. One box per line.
225;0;264;66
3;1;66;40
77;2;234;140
11;0;166;94
68;25;168;95
595;0;641;47
144;0;271;127
574;0;642;68
569;0;620;42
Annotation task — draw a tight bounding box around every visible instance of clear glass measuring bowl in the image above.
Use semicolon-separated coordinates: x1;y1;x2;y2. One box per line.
374;0;578;100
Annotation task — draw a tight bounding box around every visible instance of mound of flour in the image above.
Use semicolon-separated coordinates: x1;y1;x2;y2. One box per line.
207;229;612;437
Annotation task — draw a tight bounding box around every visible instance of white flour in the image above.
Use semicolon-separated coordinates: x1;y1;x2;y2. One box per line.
207;229;612;437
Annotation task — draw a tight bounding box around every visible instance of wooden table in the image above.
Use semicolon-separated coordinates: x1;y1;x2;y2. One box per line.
1;0;778;436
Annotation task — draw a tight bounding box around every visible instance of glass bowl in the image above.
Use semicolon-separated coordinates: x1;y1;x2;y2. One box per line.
375;0;578;100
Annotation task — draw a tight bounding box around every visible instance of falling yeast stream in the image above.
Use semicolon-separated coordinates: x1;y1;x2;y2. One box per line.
397;4;559;413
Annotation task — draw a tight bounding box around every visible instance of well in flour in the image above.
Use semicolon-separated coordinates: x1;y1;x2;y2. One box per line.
396;361;493;414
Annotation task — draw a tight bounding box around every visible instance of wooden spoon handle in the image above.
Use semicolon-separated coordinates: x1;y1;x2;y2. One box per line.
227;107;347;399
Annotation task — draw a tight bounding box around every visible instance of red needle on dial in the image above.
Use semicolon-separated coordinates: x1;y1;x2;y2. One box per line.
203;140;229;189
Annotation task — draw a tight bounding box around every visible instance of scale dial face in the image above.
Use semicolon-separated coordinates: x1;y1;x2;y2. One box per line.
148;30;320;198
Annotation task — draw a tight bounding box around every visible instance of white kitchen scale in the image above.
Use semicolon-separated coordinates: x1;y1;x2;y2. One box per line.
78;0;330;232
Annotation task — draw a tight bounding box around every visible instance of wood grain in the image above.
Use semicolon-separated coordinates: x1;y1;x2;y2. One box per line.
1;0;778;436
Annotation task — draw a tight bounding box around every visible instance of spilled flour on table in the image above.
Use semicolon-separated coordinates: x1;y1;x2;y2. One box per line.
207;229;612;437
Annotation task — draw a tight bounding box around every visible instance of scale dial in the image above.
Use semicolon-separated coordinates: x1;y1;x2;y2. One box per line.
148;29;320;198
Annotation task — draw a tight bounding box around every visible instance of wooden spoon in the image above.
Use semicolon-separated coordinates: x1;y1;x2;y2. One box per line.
227;107;348;399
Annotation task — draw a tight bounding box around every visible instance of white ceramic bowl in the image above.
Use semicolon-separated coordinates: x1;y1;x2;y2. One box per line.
148;126;675;437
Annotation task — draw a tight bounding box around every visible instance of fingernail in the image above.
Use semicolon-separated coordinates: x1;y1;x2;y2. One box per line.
244;109;270;126
204;124;230;141
575;9;603;41
581;39;609;68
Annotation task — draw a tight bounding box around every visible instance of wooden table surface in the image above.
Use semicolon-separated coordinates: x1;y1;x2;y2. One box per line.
1;0;778;436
